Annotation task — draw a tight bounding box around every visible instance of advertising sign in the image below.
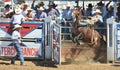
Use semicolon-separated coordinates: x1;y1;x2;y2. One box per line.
0;22;44;59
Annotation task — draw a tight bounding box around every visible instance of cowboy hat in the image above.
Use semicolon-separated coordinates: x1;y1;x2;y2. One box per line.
5;4;11;8
15;8;22;14
37;7;44;10
38;2;44;6
66;2;70;7
97;1;104;6
95;9;102;14
27;8;32;11
48;2;57;7
23;3;29;7
13;24;22;30
15;4;22;9
88;3;93;8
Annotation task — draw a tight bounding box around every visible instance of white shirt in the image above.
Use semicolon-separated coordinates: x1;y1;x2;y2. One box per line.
12;30;21;44
22;10;28;17
11;14;25;25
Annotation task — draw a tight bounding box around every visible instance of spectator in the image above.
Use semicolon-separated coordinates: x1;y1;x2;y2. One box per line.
84;3;93;17
117;3;120;21
106;6;114;19
22;3;29;17
61;3;73;39
93;9;104;35
25;8;35;21
34;7;47;21
95;1;107;18
31;0;45;13
52;2;60;16
11;24;24;65
3;4;13;18
11;8;25;26
46;2;60;18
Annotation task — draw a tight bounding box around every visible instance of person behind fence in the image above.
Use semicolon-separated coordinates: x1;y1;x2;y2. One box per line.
31;0;46;13
62;3;73;40
46;2;60;18
11;7;25;27
3;4;13;18
95;1;107;19
21;3;29;17
84;3;93;17
11;24;24;65
34;7;47;21
25;8;35;21
93;9;104;35
117;3;120;21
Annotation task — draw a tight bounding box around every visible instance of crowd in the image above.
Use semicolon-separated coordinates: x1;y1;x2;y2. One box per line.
1;1;120;24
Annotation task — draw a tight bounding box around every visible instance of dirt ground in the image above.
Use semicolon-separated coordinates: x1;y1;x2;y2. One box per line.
0;41;120;70
0;59;120;70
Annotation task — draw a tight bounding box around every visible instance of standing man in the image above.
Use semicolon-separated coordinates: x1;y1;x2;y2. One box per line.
46;2;60;18
62;3;73;39
31;0;45;13
11;24;24;65
3;4;13;18
34;7;47;21
11;7;25;26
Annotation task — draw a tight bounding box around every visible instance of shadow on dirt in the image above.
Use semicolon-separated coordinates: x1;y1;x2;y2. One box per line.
32;60;58;68
0;58;10;65
0;62;10;65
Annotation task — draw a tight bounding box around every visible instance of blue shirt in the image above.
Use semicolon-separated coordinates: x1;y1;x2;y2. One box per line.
62;9;73;21
34;12;47;21
46;8;60;17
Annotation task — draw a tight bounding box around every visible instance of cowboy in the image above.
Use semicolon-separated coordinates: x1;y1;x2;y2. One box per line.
93;9;104;35
11;24;24;65
21;3;29;17
84;3;93;17
61;3;73;40
31;0;45;13
95;1;107;18
11;7;25;26
46;2;60;17
34;7;47;21
3;4;13;18
25;8;35;21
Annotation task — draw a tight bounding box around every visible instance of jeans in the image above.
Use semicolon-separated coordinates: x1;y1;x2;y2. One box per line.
11;43;24;64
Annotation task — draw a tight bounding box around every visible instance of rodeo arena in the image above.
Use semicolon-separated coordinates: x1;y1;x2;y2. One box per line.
0;0;120;70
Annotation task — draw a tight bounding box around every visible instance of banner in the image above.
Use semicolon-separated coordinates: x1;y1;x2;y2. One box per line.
0;21;45;59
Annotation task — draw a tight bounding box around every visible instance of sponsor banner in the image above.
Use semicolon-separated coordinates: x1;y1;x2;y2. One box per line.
0;22;44;59
0;46;40;57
